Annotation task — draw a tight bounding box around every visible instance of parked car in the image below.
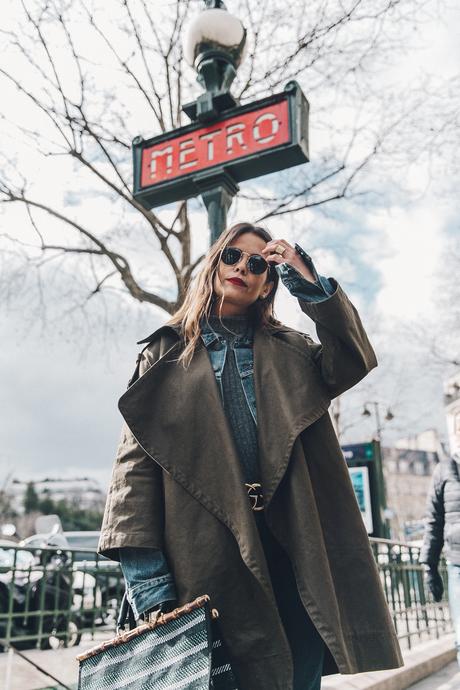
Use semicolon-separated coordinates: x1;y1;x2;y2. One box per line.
20;529;122;628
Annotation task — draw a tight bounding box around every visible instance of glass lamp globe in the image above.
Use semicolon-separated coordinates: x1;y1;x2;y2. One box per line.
184;8;248;71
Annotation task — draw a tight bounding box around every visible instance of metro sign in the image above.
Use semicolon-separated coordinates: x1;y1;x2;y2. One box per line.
141;100;289;188
132;81;309;209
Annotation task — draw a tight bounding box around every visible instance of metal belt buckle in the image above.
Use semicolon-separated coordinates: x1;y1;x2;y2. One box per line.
245;482;264;511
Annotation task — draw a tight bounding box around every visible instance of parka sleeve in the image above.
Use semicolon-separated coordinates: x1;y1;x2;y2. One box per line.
297;279;378;398
98;347;165;562
419;463;445;567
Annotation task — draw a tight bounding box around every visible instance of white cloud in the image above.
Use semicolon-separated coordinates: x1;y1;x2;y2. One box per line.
371;199;450;321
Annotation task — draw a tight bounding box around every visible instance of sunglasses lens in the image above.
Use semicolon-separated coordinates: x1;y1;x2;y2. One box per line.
248;255;268;274
221;247;268;275
221;247;241;265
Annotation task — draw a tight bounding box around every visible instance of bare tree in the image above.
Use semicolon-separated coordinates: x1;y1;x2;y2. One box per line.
431;234;460;368
0;0;449;323
410;233;460;407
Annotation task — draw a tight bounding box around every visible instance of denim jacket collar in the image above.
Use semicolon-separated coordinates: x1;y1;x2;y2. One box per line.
199;316;254;348
199;317;222;348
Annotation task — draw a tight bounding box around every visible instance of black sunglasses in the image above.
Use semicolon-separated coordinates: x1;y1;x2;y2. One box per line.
220;247;272;275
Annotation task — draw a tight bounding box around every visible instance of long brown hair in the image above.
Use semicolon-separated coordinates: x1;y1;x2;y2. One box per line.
166;222;282;369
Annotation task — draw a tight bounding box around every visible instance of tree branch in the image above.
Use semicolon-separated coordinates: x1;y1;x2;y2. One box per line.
1;188;175;312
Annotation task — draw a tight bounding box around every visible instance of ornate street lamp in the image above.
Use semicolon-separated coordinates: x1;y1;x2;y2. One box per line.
362;401;394;440
183;0;248;123
132;1;310;244
181;1;249;241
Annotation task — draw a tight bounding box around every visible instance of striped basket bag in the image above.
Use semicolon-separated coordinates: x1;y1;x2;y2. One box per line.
76;594;239;690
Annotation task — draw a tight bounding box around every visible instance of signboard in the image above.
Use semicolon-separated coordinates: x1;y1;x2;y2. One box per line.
447;404;460;456
140;100;290;188
342;442;374;462
132;81;309;209
342;441;388;538
445;372;460;456
348;466;374;534
444;372;460;456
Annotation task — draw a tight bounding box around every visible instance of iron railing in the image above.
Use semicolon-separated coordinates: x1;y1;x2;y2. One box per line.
0;538;452;651
0;543;124;650
370;538;452;649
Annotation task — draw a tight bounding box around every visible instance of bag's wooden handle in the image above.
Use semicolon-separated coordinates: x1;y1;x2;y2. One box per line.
76;594;217;662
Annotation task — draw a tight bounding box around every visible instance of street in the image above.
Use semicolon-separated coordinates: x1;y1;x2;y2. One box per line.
408;661;460;690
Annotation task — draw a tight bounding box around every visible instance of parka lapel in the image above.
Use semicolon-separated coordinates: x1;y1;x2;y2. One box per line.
118;329;256;540
252;326;331;510
119;323;331;538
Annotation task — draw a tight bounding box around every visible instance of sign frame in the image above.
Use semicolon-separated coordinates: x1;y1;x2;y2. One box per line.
348;466;374;534
342;441;389;538
132;80;309;210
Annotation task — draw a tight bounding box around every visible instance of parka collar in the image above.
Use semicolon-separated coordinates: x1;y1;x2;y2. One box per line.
136;321;182;344
136;317;290;346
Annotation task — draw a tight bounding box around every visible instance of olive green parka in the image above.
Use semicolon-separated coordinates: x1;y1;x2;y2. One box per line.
98;280;403;689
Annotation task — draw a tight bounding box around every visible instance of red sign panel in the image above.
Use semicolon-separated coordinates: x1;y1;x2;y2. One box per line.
140;100;290;189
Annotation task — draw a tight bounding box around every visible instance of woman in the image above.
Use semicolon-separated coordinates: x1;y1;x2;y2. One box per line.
98;222;403;690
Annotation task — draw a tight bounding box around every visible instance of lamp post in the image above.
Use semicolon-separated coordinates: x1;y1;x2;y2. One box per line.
132;3;310;249
362;401;394;441
183;0;248;242
362;401;394;538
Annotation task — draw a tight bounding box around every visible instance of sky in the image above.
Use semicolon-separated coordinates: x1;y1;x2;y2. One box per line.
0;0;459;493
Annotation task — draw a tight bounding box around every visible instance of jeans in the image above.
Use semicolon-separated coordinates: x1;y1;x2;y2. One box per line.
255;512;325;690
119;547;176;619
448;562;460;666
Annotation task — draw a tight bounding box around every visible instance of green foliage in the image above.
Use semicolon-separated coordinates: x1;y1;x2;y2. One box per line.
23;482;40;513
0;491;18;520
54;499;102;531
39;497;55;515
23;482;102;530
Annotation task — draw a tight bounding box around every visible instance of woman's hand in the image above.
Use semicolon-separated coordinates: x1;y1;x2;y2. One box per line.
261;239;316;283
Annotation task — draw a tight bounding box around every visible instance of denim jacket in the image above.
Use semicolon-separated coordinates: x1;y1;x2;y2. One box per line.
119;244;335;618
